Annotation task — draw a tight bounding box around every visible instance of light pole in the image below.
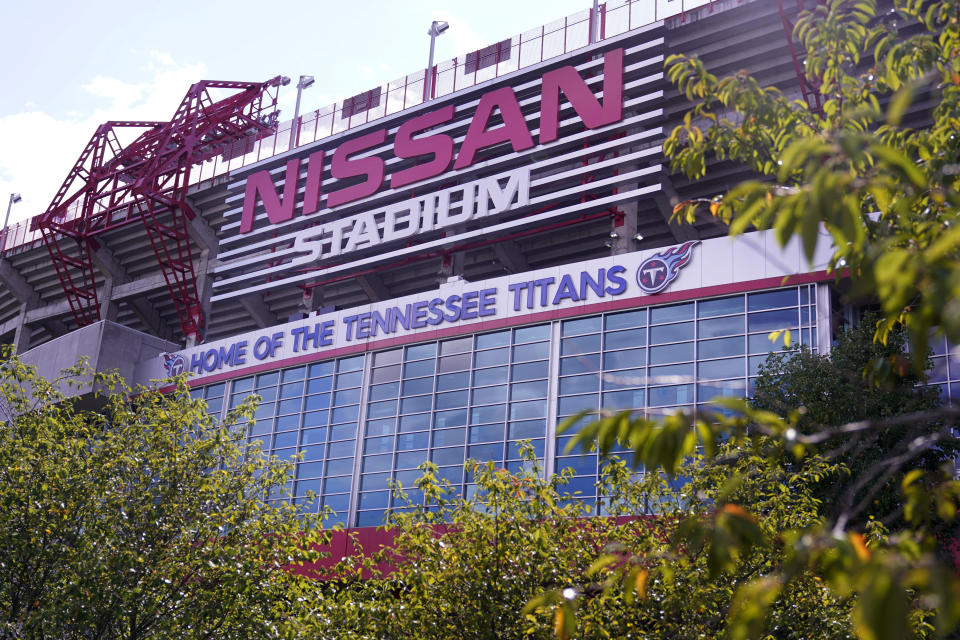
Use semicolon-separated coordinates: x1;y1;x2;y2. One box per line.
591;0;600;43
2;193;21;254
425;20;450;101
288;75;315;150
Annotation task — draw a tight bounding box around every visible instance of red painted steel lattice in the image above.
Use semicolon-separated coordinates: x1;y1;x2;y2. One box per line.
778;0;824;113
34;77;287;342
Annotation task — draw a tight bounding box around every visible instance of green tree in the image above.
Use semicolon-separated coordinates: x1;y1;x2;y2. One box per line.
751;319;952;526
291;446;857;640
0;351;325;640
563;0;960;637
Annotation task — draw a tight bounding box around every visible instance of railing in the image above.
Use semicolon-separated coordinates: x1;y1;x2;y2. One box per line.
2;0;716;256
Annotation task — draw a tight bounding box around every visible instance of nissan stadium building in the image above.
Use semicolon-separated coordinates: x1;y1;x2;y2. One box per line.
1;0;947;529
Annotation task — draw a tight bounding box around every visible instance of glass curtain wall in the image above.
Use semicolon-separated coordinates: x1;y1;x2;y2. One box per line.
191;285;818;527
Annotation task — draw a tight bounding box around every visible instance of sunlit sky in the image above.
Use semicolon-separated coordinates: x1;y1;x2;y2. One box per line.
0;0;596;225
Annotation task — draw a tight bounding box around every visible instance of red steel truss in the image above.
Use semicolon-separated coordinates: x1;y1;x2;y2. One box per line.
777;0;823;113
34;77;288;342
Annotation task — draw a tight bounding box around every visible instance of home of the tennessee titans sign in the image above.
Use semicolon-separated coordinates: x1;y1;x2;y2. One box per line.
635;241;699;294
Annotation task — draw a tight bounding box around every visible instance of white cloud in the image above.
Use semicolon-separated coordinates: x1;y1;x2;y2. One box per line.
0;54;206;229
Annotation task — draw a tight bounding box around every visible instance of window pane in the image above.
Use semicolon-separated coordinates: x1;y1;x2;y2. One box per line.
558;394;598;416
474;347;509;368
602;368;645;390
698;315;744;339
468;443;503;462
698;357;745;380
432;447;464;466
365;418;395;437
698;295;744;318
470;423;505;443
406;343;437;360
364;454;393;473
514;324;550;343
605;309;646;330
476;331;510;350
399;414;430;433
650;303;693;324
511;361;548;381
369;382;399;401
561;334;601;356
560;354;601;376
400;395;432;414
511;379;548;401
331;405;360;423
335;371;362;389
308;362;333;378
441;336;472;355
396;450;428;469
559;373;599;395
334;388;362;406
698;336;745;359
256;372;279;388
748;308;798;333
435;390;469;410
514;341;549;362
373;349;402;366
510;400;546;420
563;316;602;336
371;364;401;384
436;371;470;391
509;419;545;439
301;427;327;445
438;353;471;373
650;322;694;344
648;384;694;406
330;423;357;441
602;389;644;410
434;408;468;429
404;359;435;378
474;366;509;386
471;404;506;424
402;376;433;396
364;436;393;454
328;440;355;458
649;342;694;365
279;382;303;399
748;288;798;311
397;431;429;451
603;348;646;371
433;427;466;448
307;377;332;394
604;327;646;350
361;473;391;491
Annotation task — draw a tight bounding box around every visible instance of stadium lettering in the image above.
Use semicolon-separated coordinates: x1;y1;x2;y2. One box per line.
239;47;624;234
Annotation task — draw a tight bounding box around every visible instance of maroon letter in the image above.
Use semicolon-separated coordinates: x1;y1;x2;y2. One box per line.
453;87;534;170
326;129;387;208
539;47;624;144
302;150;325;215
390;105;455;189
240;159;301;233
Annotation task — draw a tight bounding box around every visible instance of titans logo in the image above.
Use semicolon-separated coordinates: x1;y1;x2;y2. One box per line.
635;241;699;294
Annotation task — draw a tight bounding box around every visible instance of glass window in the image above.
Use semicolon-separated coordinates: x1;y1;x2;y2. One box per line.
402;376;433;396
331;405;360;424
436;371;470;391
371;364;401;384
509;419;545;439
650;302;693;324
603;348;646;371
323;493;350;512
296;478;324;496
511;379;548;401
650;322;694;344
338;355;365;372
471;384;508;404
439;353;472;373
301;443;326;461
748;288;798;311
558;394;598;416
374;349;402;366
435;390;469;410
748;330;796;353
330;422;357;441
468;443;502;461
364;436;393;454
397;431;429;451
511;361;548;381
332;388;361;407
297;461;325;479
324;475;352;494
748;308;799;333
698;295;744;318
604;327;646;350
513;341;549;362
559;374;599;395
399;414;430;433
563;316;602;336
476;330;510;350
561;334;601;356
232;376;254;393
326;458;354;476
303;407;330;428
281;367;306;383
560;353;601;376
432;447;464;466
400;395;432;414
649;362;694;383
510;400;546;420
470;423;505;443
514;324;549;343
433;427;465;448
605;309;646;330
699;336;745;359
273;431;298;449
256;387;278;403
441;336;472;355
602;389;644;410
328;440;355;458
360;473;391;491
256;372;280;388
434;408;468;428
648;384;695;406
369;382;399;401
602;367;645;390
405;343;437;360
366;418;395;437
306;377;332;395
474;367;509;386
335;371;363;389
471;404;506;424
698;315;744;339
698;380;747;401
359;492;390;510
404;359;435;378
279;382;303;400
301;427;327;445
474;347;509;368
308;361;334;378
396;451;428;470
698;357;745;380
649;342;694;365
507;439;545;459
556;455;598;477
363;454;393;473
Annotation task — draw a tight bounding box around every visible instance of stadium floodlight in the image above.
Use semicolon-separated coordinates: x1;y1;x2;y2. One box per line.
288;75;316;150
425;20;450;101
2;193;22;253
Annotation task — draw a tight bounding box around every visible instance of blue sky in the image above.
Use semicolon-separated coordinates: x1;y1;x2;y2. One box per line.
0;0;595;224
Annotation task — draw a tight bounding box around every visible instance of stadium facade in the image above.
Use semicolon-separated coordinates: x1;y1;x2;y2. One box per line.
2;0;952;529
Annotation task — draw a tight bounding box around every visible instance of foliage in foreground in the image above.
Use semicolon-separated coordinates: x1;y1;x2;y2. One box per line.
0;353;325;640
291;446;857;640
